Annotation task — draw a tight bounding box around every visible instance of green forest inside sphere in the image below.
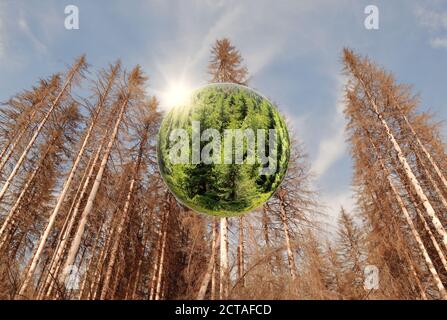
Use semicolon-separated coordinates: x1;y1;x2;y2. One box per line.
157;83;290;217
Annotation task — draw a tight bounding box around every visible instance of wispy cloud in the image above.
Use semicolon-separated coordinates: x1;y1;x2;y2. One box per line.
311;77;348;178
415;5;447;49
17;14;48;54
320;187;356;231
415;6;447;30
430;37;447;48
312;112;345;177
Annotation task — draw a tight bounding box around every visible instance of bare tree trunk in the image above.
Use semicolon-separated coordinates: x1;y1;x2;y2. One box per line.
197;247;216;300
403;115;447;193
38;66;119;297
378;112;447;248
219;217;229;299
0;58;84;205
109;256;122;300
368;129;447;297
61;95;129;288
16;57;86;298
154;209;169;300
90;221;116;300
100;123;148;299
210;219;218;300
414;204;447;272
277;190;297;279
0;140;54;247
405;252;428;300
237;216;245;286
405;187;447;272
197;220;219;300
148;214;164;300
360;78;447;249
0;107;39;173
130;219;150;300
75;211;106;300
41;147;101;299
416;154;447;211
387;174;447;299
262;205;270;247
43;141;107;299
99;179;135;299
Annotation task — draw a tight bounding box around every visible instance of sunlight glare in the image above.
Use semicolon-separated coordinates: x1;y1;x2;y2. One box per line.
162;82;192;109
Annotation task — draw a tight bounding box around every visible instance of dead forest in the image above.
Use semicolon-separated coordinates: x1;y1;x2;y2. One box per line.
0;39;446;300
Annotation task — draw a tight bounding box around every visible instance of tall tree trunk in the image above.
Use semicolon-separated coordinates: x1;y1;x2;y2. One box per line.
0;107;39;173
148;213;164;300
416;154;447;212
16;57;86;298
90;220;116;300
99;179;135;299
358;77;447;249
237;216;245;286
154;208;169;300
387;173;447;299
61;95;129;287
41;148;100;299
262;205;270;247
379;110;447;247
0;58;84;205
197;220;219;300
130;218;151;300
77;219;105;300
277;190;297;279
403;115;447;193
0;138;55;247
405;251;428;300
99;124;148;299
368;128;447;292
37;65;119;297
398;160;447;271
211;219;218;300
369;130;447;297
219;217;229;299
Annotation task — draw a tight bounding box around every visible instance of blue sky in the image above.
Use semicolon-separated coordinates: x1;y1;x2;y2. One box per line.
1;0;446;229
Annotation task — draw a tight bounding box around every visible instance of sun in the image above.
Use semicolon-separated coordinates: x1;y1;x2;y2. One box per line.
161;82;192;109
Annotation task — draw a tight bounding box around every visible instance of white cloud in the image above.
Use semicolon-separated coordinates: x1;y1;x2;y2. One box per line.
17;15;47;54
415;6;447;30
430;37;447;48
312;118;345;177
311;77;348;178
320;187;356;232
415;5;447;49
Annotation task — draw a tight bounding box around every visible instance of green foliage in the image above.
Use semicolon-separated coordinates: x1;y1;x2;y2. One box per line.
158;83;290;216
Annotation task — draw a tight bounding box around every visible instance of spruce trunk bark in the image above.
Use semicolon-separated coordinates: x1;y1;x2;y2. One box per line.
0;106;39;174
0;62;79;204
16;59;85;298
237;216;245;286
61;95;129;284
197;220;219;300
278;190;297;279
100;125;148;299
358;77;447;249
219;217;229;299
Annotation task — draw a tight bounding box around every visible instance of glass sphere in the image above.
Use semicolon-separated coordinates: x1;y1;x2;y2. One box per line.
157;83;290;217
